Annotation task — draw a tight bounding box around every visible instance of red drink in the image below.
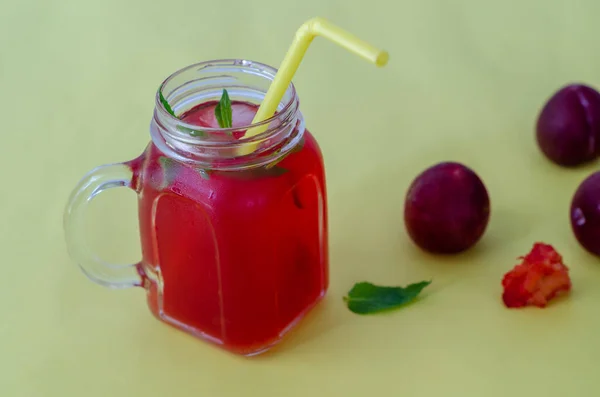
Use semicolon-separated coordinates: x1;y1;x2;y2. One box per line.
63;60;329;356
133;101;328;355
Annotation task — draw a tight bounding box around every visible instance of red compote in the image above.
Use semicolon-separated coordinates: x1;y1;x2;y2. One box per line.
131;99;328;355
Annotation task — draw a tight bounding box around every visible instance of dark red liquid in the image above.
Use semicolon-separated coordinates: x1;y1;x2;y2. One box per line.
131;101;328;355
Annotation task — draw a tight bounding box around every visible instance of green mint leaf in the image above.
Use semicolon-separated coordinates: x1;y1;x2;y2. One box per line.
158;157;179;189
256;165;289;176
291;136;306;154
210;166;288;180
344;280;431;315
214;89;233;129
159;90;177;117
197;168;211;180
177;125;206;137
239;165;288;179
160;89;206;137
266;136;306;169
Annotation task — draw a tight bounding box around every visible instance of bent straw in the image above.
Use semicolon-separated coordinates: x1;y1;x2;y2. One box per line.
236;17;388;156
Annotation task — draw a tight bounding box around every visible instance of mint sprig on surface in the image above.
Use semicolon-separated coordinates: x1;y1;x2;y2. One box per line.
215;89;233;129
344;280;431;314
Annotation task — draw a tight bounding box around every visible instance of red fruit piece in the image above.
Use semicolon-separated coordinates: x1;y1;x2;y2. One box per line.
501;243;572;308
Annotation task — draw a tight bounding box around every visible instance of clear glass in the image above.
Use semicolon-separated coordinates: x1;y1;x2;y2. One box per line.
63;59;329;356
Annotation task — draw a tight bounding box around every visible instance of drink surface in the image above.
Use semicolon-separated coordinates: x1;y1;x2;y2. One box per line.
130;101;328;355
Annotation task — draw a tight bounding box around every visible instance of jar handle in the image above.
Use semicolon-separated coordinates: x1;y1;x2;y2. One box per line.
63;163;142;288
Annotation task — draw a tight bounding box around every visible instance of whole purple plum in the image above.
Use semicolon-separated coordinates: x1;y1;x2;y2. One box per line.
404;162;491;254
570;171;600;256
536;84;600;167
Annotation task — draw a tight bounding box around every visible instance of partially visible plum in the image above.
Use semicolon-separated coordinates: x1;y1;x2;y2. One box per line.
570;171;600;256
404;162;491;254
536;84;600;167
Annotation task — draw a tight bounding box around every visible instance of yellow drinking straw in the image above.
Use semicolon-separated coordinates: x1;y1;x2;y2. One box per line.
237;17;388;156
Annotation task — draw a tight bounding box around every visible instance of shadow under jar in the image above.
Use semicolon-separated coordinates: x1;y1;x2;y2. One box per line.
64;59;329;356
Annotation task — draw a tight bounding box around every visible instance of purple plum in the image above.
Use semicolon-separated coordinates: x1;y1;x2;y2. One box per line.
404;162;491;254
536;84;600;167
570;171;600;256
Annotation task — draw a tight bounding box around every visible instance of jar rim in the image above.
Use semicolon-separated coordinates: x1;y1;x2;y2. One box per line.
150;58;304;170
155;58;298;141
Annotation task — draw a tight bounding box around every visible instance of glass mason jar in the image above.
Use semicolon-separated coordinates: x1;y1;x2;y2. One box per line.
64;59;329;356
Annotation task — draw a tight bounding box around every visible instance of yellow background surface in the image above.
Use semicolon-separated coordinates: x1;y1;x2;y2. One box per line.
2;0;600;395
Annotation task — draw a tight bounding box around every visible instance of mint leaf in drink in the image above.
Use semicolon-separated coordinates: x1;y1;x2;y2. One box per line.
158;156;179;189
177;126;206;137
344;280;431;315
210;166;288;180
160;89;208;137
266;136;306;169
290;136;306;154
159;90;176;117
229;165;288;179
257;165;289;177
160;157;211;183
197;168;211;180
215;89;233;129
